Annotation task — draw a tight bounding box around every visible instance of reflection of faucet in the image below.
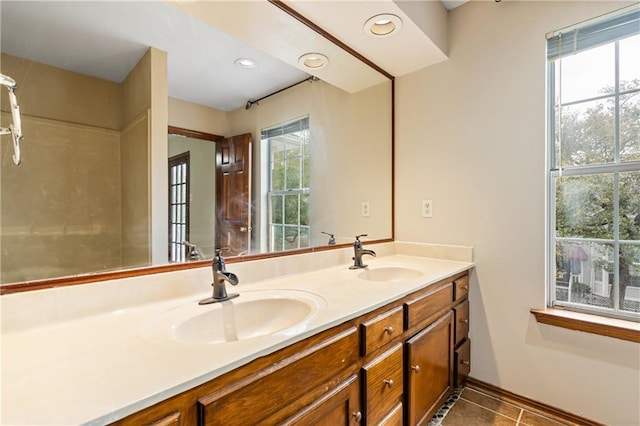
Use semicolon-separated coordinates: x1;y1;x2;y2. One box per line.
183;241;203;260
321;231;336;245
349;234;376;269
199;248;240;305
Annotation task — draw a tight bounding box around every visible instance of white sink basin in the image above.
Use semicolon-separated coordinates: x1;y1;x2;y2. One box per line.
358;266;423;283
141;289;326;345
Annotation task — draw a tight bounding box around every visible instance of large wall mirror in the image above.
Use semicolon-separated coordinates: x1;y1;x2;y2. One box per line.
0;1;393;290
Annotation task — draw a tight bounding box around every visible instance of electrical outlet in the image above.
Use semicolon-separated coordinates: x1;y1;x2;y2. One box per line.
422;199;433;218
361;201;370;217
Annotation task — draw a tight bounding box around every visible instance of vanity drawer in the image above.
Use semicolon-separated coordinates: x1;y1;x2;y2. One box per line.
404;282;453;330
453;275;469;303
361;343;403;425
454;300;469;346
454;338;471;387
378;402;403;426
197;327;359;425
146;411;181;426
360;306;404;356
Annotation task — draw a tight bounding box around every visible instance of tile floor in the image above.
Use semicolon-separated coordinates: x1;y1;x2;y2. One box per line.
430;386;578;426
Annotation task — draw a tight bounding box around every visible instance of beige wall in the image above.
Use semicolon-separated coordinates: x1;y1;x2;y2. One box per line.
395;2;639;424
1;114;121;282
1;55;123;282
168;98;226;259
120;113;150;268
148;48;168;265
0;53;122;130
228;79;392;251
168;97;230;136
120;51;152;267
168;134;216;259
120;47;168;267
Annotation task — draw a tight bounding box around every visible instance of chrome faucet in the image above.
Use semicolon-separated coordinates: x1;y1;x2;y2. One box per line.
349;234;376;269
199;248;240;305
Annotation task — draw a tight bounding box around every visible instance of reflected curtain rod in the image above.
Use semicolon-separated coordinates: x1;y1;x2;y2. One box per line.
245;75;319;110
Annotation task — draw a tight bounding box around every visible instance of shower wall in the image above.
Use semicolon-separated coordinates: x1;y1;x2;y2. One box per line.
0;52;152;282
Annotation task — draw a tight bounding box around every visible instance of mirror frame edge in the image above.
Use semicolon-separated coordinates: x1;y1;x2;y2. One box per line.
0;2;396;296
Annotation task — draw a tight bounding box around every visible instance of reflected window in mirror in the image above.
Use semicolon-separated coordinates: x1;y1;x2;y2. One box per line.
264;116;310;252
168;152;190;262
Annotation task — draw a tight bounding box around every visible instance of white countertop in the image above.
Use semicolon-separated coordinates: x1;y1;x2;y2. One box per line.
1;243;473;425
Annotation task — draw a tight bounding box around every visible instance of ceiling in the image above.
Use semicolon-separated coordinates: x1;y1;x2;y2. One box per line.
0;1;468;112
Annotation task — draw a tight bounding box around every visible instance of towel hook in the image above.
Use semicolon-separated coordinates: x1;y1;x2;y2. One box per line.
0;73;24;165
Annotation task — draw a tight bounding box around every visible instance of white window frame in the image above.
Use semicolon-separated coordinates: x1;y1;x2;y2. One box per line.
546;6;640;321
262;116;311;252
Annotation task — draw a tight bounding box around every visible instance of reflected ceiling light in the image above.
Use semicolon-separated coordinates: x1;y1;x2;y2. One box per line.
298;53;329;69
234;58;257;69
364;14;403;37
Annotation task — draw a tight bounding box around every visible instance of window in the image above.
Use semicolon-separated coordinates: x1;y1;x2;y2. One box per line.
547;6;640;320
263;117;310;252
168;152;189;262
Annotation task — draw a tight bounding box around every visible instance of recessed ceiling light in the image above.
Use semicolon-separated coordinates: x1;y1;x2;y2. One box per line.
298;53;329;69
234;58;257;69
364;14;403;37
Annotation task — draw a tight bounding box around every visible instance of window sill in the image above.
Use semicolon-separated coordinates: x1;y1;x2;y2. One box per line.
530;308;640;343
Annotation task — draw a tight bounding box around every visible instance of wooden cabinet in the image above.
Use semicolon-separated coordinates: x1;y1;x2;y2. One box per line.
405;311;454;426
283;375;362;425
453;280;471;387
197;327;359;425
146;411;181;426
113;271;471;426
360;306;403;356
361;343;403;425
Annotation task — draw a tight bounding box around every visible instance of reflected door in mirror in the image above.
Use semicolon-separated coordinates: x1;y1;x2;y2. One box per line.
216;134;252;256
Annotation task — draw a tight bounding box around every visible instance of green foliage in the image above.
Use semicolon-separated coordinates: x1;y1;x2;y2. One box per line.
555;78;640;308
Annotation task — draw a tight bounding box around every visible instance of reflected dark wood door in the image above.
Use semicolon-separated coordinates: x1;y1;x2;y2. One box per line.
215;133;252;256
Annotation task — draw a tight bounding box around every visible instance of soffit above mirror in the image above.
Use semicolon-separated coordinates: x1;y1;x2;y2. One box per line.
282;0;458;77
166;0;390;91
1;1;391;111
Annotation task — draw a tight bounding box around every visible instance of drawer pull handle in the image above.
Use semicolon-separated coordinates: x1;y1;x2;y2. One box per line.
461;319;469;324
411;365;420;372
461;285;469;291
383;379;394;388
352;411;362;422
461;360;470;366
383;326;394;334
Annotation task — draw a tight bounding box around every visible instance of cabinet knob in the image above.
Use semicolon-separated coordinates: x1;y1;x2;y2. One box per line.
352;411;362;422
383;326;394;334
411;365;420;372
461;319;469;324
461;360;470;366
383;379;394;388
461;285;469;291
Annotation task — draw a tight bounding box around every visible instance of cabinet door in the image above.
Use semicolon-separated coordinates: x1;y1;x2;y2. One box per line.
283;375;362;425
405;311;454;426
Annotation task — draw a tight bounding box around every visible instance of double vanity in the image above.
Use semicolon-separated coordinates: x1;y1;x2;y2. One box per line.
1;242;473;425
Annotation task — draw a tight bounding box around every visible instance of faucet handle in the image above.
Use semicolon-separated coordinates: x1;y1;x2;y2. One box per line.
214;247;230;256
213;247;231;270
321;232;336;245
355;234;368;241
